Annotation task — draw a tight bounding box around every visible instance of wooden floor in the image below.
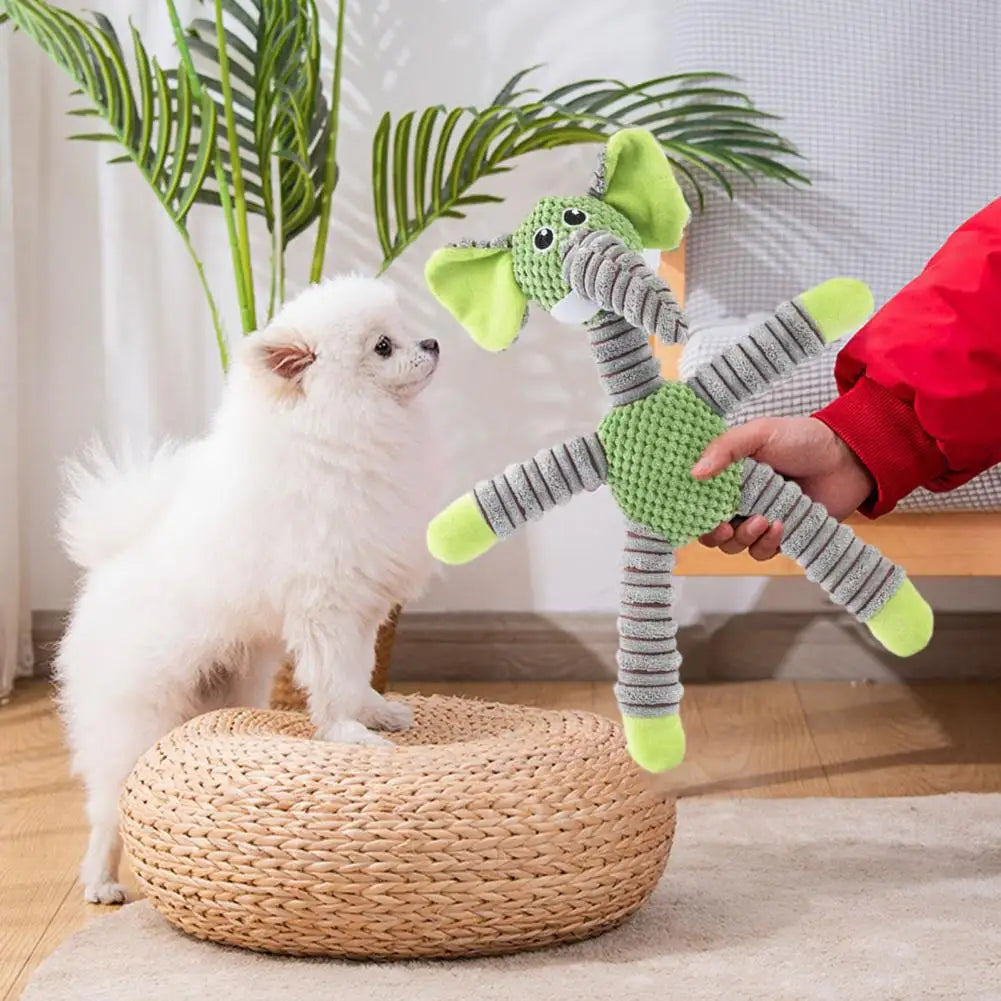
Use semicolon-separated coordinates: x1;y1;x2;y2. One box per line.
3;677;1001;999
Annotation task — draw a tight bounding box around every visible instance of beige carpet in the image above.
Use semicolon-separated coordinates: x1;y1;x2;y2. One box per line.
23;796;1001;1001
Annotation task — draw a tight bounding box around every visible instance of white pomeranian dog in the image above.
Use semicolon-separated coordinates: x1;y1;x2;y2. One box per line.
56;276;443;905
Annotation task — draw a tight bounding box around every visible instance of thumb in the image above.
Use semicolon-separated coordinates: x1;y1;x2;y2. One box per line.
691;420;775;479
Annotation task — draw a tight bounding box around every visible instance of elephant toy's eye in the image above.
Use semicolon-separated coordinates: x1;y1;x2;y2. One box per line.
533;226;555;252
562;207;588;227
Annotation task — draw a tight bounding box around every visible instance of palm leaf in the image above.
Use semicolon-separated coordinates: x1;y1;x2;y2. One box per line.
373;68;807;270
182;0;329;247
536;72;806;196
2;0;216;227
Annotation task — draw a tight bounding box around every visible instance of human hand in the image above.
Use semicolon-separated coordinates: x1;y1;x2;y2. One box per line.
691;417;876;560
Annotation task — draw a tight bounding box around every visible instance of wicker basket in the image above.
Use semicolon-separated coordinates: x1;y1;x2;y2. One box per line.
120;694;675;959
270;603;400;710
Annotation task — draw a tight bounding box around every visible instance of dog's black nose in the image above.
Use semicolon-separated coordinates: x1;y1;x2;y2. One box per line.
419;338;440;355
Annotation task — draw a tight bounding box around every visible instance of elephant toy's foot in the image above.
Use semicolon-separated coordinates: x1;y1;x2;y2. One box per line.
622;713;686;773
427;493;498;565
865;577;934;657
797;277;875;343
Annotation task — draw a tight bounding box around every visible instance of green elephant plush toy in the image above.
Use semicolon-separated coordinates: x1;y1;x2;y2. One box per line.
424;128;934;773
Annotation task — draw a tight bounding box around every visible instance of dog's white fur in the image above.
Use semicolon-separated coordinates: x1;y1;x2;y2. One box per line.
56;277;442;904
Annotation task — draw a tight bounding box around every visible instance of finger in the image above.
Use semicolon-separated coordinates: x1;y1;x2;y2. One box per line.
734;515;770;549
717;515;769;555
692;419;776;480
699;523;735;548
748;520;785;562
718;537;750;555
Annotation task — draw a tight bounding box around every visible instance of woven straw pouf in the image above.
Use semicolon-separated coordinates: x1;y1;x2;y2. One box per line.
120;694;675;960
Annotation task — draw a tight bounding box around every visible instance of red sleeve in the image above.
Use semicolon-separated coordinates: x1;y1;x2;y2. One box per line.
813;197;1001;516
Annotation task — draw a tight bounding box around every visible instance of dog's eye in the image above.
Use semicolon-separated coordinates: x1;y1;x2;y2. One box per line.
374;336;393;358
533;226;555;252
562;207;587;227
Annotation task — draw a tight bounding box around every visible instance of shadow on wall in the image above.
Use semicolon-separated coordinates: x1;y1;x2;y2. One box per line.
683;177;876;327
311;0;903;618
306;0;674;613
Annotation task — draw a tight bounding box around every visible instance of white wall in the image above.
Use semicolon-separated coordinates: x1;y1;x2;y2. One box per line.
11;0;1001;617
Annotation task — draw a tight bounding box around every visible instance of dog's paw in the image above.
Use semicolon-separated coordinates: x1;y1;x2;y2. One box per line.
83;880;129;905
316;719;394;748
360;696;414;732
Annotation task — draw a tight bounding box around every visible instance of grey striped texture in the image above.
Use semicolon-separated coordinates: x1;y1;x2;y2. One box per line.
585;312;662;406
739;458;904;620
562;230;689;347
473;435;608;538
614;524;683;719
687;300;827;417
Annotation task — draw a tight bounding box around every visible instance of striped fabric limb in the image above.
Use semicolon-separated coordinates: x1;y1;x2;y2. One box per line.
687;300;827;417
562;230;689;346
473;435;608;538
614;523;683;719
739;458;905;620
585;312;662;406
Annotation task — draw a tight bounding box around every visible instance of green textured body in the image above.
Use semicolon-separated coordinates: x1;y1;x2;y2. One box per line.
598;382;741;545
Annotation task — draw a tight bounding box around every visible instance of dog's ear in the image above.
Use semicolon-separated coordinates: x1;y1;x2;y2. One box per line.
248;329;316;385
261;339;316;381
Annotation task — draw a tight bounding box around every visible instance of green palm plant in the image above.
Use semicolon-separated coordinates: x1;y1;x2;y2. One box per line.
1;0;808;371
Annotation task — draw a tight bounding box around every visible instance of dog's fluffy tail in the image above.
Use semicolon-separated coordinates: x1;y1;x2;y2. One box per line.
60;440;181;571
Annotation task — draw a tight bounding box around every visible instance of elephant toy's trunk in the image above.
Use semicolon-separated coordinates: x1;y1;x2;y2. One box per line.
562;230;689;347
561;230;687;407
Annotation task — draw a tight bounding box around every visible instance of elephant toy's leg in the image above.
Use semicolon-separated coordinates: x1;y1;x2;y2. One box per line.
739;459;934;656
687;278;875;418
427;434;607;565
616;522;686;773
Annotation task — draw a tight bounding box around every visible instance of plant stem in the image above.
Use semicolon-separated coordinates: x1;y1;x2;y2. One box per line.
309;0;345;282
267;236;278;323
213;0;256;332
164;0;254;340
267;152;283;322
175;219;229;371
215;180;250;329
280;238;286;303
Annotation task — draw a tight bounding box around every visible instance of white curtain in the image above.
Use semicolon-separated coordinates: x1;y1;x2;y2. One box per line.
1;30;34;697
4;0;225;688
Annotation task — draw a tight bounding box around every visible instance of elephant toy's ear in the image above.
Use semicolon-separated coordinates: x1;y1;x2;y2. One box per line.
425;244;528;352
598;128;690;250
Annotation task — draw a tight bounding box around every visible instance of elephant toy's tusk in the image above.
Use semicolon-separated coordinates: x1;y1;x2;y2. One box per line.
550;289;599;324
